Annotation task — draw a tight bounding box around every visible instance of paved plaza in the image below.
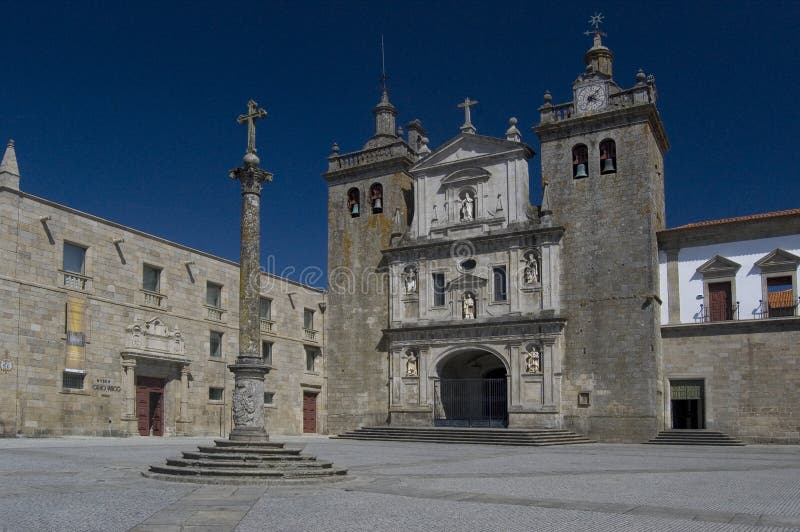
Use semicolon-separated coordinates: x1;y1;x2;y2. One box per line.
0;435;798;531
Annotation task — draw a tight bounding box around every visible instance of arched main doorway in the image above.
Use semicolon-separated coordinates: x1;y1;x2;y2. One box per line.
433;349;508;427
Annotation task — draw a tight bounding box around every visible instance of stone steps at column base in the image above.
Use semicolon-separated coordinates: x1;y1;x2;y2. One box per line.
333;426;594;446
646;430;745;446
146;438;348;485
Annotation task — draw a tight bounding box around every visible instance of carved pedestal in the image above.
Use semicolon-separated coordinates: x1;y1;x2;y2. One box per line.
228;357;270;442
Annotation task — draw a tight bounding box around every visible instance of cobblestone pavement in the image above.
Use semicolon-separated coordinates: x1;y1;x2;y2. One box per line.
0;436;798;531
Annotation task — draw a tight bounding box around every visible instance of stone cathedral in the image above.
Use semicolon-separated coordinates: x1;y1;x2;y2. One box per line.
323;29;800;443
1;26;797;442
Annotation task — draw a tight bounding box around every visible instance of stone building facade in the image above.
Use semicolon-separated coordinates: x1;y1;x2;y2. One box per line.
324;31;799;442
0;144;326;437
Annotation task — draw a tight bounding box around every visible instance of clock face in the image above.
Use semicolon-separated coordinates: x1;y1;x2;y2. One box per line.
576;84;607;112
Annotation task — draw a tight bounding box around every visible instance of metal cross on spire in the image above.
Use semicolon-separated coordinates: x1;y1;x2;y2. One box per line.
237;100;268;154
380;34;388;92
584;12;607;44
457;97;478;134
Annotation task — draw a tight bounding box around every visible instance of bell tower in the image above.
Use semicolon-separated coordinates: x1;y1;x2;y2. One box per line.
534;15;669;441
323;81;421;433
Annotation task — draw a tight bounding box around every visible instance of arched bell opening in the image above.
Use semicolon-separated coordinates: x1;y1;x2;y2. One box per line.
433;348;508;428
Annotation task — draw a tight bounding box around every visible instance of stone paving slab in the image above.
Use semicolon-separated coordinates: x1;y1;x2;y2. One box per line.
0;436;797;531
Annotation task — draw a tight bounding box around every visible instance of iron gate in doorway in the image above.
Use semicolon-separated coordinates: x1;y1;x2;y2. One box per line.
433;378;508;428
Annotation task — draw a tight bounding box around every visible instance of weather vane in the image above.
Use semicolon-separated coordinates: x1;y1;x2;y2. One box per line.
584;12;607;39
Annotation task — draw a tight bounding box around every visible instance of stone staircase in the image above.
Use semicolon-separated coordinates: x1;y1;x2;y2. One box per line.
646;429;745;446
144;439;348;485
333;426;594;446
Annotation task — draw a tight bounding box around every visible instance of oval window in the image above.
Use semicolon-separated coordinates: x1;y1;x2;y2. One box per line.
460;259;477;271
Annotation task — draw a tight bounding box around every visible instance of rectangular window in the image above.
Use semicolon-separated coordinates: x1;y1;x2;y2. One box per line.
433;273;446;307
767;276;795;318
62;371;85;390
259;297;272;320
493;266;507;302
63;242;86;274
206;282;222;308
209;331;223;358
304;308;315;330
142;264;161;292
208;387;224;401
264;392;275;405
305;347;318;372
262;341;273;365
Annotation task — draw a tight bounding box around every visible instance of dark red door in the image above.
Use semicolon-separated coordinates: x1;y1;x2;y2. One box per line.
136;377;165;436
708;282;732;321
303;392;317;433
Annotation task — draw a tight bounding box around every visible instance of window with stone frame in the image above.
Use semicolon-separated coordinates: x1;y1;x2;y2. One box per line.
142;264;161;293
259;297;272;320
369;183;383;214
303;308;315;331
209;330;223;358
492;266;508;302
62;371;85;390
347;187;360;217
206;282;223;308
599;139;617;174
755;249;800;319
208;387;224;401
261;340;273;365
572;144;588;178
432;272;446;307
695;255;741;322
305;347;319;372
264;391;275;405
63;242;87;274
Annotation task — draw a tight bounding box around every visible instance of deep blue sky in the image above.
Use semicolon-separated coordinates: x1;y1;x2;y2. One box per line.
2;1;798;286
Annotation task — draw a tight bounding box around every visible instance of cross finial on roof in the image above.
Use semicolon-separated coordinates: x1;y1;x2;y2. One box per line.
457;97;478;134
236;100;268;154
583;12;607;46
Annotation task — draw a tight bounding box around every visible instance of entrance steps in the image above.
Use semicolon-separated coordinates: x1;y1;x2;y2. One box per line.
333;426;594;446
144;439;348;485
646;430;745;446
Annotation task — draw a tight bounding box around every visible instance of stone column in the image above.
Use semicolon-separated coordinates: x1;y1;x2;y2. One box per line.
120;357;137;435
176;364;191;435
228;150;273;443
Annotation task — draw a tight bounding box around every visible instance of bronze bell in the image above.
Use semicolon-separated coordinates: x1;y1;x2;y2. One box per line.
602;157;616;173
574;163;588;178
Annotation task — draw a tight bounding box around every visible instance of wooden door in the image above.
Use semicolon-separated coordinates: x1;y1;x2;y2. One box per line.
136;377;165;436
708;282;732;321
303;392;317;433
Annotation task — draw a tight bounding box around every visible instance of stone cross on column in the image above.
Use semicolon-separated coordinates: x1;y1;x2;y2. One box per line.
227;100;273;443
458;97;478;134
237;100;268;154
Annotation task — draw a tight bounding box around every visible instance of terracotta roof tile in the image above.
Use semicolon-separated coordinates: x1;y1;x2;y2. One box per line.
768;289;796;309
664;209;800;232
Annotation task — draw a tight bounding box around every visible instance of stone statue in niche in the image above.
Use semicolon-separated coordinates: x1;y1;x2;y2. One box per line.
232;380;257;426
405;351;418;377
460;192;474;222
524;345;541;374
522;251;540;284
402;265;418;294
462;292;475;319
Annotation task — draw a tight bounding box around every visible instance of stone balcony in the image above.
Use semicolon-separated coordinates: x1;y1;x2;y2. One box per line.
260;318;275;334
205;305;226;322
325;141;416;175
303;328;319;342
61;270;91;291
141;289;166;309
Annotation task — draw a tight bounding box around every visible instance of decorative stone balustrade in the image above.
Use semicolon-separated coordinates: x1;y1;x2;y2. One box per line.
539;85;657;124
205;305;226;322
259;318;275;334
327;142;415;172
62;271;89;290
304;328;318;342
142;290;165;308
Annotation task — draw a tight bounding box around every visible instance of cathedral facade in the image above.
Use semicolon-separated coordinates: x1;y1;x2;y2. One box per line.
323;32;800;443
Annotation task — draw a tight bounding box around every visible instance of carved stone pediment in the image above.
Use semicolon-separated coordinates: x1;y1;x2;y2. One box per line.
124;316;185;359
411;133;532;172
446;273;487;291
696;255;741;278
754;248;800;274
439;167;491;188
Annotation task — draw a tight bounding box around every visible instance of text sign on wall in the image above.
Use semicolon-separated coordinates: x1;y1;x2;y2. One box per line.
92;377;121;392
